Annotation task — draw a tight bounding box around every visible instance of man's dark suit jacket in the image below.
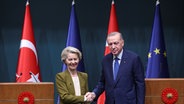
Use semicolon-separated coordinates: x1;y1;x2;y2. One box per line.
93;49;145;104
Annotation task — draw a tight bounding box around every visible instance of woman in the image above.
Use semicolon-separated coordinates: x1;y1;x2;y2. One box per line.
55;46;89;104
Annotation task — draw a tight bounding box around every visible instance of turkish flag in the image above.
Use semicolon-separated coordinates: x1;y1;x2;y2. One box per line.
97;1;119;104
16;1;41;82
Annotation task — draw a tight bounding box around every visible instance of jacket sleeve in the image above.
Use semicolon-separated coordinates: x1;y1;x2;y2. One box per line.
133;56;145;104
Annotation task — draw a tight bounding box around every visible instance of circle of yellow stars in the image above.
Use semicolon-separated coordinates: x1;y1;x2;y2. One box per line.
148;48;167;58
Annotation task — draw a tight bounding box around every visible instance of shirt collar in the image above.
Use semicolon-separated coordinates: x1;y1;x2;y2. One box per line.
113;49;123;60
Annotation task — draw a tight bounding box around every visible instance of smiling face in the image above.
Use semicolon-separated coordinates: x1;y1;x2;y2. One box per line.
65;53;79;71
61;46;82;71
107;32;124;56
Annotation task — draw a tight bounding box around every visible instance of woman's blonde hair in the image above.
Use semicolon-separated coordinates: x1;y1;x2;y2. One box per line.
61;46;82;63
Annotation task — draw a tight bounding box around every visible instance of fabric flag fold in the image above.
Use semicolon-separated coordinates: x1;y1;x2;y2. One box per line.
16;0;41;82
104;0;119;55
57;1;85;104
146;0;169;78
97;0;119;104
62;0;85;72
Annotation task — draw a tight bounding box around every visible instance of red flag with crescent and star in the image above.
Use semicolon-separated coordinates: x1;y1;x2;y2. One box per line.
16;0;41;82
97;0;119;103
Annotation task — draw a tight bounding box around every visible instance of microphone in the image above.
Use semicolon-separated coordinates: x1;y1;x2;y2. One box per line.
29;72;38;82
16;73;22;81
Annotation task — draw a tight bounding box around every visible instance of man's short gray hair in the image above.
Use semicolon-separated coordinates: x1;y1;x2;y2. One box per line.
107;32;123;39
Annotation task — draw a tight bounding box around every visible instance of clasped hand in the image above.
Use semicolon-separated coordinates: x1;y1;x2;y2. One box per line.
84;92;96;102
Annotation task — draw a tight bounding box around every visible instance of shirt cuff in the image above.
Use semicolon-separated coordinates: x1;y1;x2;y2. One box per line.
84;96;87;101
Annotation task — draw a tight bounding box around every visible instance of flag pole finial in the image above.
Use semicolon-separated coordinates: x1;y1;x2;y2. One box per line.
156;0;160;5
112;0;114;4
72;0;75;5
26;0;29;6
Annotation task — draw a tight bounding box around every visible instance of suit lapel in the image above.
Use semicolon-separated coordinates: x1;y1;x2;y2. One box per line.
107;54;114;83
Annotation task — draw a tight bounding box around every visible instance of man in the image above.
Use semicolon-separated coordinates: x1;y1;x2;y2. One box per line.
87;32;145;104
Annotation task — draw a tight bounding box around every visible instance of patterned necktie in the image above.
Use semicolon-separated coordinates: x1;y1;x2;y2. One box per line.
113;57;119;80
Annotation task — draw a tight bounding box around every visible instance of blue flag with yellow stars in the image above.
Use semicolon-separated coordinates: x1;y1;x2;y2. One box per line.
146;0;169;78
62;0;85;72
57;1;85;104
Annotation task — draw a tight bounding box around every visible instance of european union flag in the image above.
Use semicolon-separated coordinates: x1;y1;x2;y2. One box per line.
146;0;169;78
62;1;85;72
57;1;85;104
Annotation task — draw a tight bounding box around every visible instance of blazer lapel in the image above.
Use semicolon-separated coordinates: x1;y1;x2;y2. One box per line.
78;72;86;95
65;70;75;95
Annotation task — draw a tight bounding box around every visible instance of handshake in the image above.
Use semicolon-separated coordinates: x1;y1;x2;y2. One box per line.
84;92;96;102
